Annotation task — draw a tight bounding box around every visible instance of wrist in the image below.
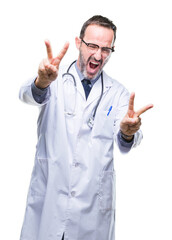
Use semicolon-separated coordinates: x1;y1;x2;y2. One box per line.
120;130;134;142
35;77;50;89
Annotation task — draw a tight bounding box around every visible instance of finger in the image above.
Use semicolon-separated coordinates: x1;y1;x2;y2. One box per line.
128;92;135;113
123;116;141;126
45;64;57;74
136;104;154;117
38;59;48;74
130;120;142;129
45;39;53;60
128;125;141;132
53;42;69;67
131;117;141;126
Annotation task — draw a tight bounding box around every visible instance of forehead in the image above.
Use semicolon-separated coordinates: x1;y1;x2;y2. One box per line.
84;24;114;45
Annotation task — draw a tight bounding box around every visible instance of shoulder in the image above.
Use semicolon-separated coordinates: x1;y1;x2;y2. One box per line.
103;71;129;96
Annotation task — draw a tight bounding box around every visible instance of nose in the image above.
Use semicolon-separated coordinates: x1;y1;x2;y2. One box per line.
94;48;102;61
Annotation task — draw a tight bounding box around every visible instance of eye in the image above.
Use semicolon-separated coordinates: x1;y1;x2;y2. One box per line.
102;47;111;54
88;44;98;50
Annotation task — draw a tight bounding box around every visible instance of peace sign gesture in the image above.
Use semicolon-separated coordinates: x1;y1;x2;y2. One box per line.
120;92;153;139
35;40;69;88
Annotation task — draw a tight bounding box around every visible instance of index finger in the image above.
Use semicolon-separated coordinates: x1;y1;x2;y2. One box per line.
136;104;154;117
45;39;53;60
128;92;135;112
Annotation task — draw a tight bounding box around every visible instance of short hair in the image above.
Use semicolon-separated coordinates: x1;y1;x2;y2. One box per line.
80;15;117;42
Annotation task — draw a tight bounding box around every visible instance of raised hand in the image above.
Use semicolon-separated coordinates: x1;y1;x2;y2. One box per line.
35;39;69;88
120;92;153;138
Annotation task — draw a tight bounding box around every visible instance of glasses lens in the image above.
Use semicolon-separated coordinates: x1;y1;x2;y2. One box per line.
82;39;113;56
87;43;99;52
102;48;111;55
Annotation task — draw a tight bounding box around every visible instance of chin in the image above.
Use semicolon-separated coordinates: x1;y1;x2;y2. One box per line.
84;69;101;80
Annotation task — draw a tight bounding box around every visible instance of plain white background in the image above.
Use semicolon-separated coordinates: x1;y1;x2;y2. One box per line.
0;0;172;239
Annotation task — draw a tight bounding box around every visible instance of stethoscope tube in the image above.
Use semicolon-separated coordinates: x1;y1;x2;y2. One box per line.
92;71;104;119
62;60;77;86
62;60;104;128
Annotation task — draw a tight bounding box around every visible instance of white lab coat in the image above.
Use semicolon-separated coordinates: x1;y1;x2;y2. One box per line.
19;63;142;240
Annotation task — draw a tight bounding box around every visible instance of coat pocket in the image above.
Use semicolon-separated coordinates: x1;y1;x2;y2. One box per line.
92;110;115;140
98;170;116;211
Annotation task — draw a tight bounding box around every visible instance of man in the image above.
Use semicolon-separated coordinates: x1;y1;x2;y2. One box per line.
19;15;153;240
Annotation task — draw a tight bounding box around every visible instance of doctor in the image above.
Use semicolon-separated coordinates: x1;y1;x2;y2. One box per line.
19;15;153;240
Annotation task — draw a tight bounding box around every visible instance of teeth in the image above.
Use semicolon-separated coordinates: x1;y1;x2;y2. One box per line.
91;62;99;65
89;61;100;70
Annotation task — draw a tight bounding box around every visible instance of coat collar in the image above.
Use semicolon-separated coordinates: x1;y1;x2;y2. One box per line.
66;62;114;106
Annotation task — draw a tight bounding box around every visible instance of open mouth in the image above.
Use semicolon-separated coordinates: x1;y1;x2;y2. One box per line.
89;61;99;69
85;57;103;78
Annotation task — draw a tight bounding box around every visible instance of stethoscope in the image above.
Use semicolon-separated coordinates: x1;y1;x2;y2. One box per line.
62;60;104;128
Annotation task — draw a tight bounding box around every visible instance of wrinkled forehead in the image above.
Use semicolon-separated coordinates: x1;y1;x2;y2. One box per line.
84;24;114;45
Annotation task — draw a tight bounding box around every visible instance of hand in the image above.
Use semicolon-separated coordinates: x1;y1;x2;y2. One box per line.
120;92;153;138
35;39;69;88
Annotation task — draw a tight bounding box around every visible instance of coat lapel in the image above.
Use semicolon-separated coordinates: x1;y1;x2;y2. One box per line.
64;63;114;106
70;65;86;100
86;72;113;107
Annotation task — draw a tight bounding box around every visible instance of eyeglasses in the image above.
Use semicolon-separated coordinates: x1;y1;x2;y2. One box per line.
81;39;114;56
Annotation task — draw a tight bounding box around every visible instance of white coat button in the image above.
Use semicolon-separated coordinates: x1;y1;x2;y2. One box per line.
74;162;79;167
77;135;80;139
71;191;76;197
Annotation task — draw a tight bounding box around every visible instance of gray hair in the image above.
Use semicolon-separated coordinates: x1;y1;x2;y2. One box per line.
80;15;117;43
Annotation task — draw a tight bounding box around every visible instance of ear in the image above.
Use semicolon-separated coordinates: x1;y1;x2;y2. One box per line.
75;37;81;50
113;45;115;52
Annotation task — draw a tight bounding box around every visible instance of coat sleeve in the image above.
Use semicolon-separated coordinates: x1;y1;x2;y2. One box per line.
19;77;52;106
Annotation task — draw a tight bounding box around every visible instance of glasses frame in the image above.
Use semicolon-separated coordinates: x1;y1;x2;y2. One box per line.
81;39;115;55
